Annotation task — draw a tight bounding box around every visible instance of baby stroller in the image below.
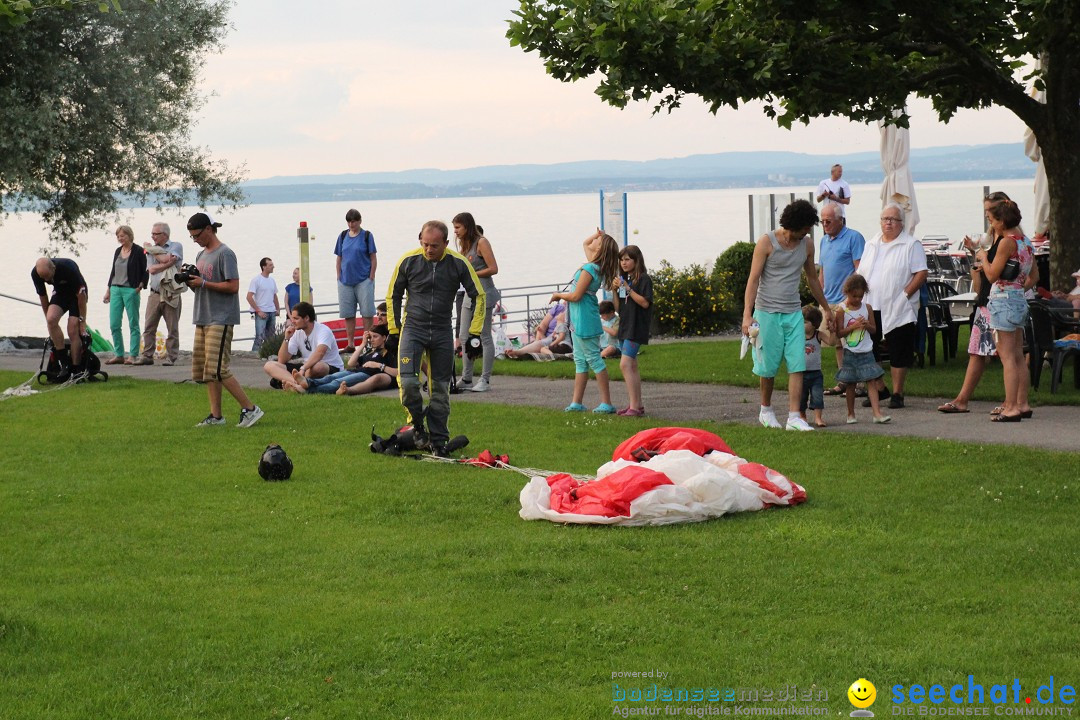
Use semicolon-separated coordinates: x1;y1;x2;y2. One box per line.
37;333;108;384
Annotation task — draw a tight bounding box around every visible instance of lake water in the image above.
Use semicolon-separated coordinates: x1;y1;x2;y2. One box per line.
0;178;1035;347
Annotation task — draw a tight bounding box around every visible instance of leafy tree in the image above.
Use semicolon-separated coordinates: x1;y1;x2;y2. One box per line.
0;0;244;251
507;0;1080;288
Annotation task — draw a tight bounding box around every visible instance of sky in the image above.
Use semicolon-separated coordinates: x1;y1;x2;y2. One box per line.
191;0;1029;181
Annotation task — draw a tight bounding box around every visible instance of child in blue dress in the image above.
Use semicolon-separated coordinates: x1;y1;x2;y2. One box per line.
550;229;621;413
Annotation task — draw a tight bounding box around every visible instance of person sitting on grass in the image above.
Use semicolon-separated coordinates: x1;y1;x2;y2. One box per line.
287;324;397;395
505;309;572;359
599;300;621;359
263;301;344;388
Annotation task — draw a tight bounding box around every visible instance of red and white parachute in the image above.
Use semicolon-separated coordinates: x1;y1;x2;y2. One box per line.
518;427;806;526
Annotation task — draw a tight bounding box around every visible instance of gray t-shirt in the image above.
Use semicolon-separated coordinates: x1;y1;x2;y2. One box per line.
755;231;808;313
192;242;241;326
112;255;131;288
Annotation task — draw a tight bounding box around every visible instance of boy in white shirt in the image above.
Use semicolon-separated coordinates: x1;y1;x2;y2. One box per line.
247;257;280;350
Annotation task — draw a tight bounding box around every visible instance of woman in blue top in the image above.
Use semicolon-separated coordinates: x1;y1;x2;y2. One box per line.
550;229;620;413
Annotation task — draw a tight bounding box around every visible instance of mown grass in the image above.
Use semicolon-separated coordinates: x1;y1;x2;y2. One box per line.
491;327;1080;405
0;370;1078;719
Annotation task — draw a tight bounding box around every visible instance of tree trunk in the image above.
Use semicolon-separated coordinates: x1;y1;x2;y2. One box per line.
1040;129;1080;291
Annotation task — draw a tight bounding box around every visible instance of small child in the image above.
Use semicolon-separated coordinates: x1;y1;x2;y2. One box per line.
613;244;653;416
549;229;621;413
834;274;891;425
800;306;826;428
599;300;621;359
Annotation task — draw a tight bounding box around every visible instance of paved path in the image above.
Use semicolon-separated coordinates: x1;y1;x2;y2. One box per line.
1;350;1076;453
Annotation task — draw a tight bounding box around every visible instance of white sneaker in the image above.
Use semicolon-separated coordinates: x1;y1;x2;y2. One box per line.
846;416;858;425
469;379;490;392
785;416;815;432
196;414;226;427
237;405;264;428
873;415;892;424
758;411;782;429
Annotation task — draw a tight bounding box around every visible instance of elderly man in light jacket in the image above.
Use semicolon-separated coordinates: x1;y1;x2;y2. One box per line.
857;202;928;408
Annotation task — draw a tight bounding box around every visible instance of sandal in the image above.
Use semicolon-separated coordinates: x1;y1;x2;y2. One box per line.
990;413;1022;423
937;402;970;414
824;384;846;396
989;406;1005;416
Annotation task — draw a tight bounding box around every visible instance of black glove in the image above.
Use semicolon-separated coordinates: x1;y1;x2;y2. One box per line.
464;334;483;359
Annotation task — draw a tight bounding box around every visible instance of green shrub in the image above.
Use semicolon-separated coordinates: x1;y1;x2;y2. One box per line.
712;242;754;318
652;260;736;336
257;321;287;359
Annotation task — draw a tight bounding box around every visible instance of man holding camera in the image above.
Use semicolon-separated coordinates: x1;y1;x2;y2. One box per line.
184;212;264;428
134;222;184;366
816;164;852;218
387;220;485;455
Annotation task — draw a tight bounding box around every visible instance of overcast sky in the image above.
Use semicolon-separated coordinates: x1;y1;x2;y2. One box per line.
191;0;1029;180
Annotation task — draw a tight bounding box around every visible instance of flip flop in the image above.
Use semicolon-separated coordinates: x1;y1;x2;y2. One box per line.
937;402;970;414
990;413;1022;423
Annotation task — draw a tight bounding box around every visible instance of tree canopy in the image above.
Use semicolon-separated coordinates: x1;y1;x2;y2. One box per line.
0;0;243;250
507;0;1080;287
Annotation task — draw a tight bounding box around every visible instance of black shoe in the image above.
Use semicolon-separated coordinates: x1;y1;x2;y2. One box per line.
431;443;450;458
888;393;905;409
861;388;891;408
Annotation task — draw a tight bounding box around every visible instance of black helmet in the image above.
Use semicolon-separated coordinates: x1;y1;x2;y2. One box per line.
258;443;293;481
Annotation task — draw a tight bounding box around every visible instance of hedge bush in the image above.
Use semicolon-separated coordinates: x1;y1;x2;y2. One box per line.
712;242;754;318
651;260;736;336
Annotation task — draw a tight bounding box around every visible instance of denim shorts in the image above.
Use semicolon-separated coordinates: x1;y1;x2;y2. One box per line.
800;369;824;411
988;290;1029;332
619;339;642;359
338;278;376;319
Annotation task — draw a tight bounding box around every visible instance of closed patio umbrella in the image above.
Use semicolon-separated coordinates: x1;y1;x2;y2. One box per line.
1024;56;1050;236
879;109;920;234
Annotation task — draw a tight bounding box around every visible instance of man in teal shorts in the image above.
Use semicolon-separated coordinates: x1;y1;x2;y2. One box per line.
742;200;833;431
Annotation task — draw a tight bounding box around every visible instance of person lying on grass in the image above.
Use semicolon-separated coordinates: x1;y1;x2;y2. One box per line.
286;324;397;395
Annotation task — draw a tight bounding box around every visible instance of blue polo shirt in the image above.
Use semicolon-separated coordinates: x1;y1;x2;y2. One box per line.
818;225;866;304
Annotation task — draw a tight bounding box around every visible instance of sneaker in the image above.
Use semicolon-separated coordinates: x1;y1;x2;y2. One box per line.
237;405;264;428
564;402;586;412
873;415;892;424
887;393;905;409
846;416;858;425
593;403;617;414
458;377;473;386
469;379;489;392
196;414;226;427
758;411;782;429
785;416;815;432
132;356;153;366
161;359;175;366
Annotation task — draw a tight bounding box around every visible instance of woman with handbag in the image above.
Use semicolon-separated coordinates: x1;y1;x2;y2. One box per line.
453;212;500;392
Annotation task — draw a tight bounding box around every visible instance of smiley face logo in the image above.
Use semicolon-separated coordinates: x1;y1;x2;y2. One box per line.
848;679;877;709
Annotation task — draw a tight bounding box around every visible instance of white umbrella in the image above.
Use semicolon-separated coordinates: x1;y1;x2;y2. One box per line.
878;109;920;234
1024;57;1050;236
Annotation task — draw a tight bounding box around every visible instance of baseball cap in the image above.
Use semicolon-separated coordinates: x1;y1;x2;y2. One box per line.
187;212;222;231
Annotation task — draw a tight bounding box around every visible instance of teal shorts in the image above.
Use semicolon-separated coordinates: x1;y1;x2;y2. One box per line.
752;309;806;378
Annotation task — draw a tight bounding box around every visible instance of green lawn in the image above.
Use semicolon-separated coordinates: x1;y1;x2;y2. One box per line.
0;371;1077;719
492;329;1080;405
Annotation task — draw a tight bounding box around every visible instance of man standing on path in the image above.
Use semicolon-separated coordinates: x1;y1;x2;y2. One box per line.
742;200;833;431
246;257;280;350
134;223;183;366
817;204;865;381
335;208;378;352
387;220;485;455
184;212;264;428
31;257;89;378
816;164;851;218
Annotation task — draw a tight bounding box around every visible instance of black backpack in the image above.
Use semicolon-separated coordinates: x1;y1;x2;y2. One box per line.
37;334;108;384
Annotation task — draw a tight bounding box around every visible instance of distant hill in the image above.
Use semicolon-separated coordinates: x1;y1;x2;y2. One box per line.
238;144;1039;205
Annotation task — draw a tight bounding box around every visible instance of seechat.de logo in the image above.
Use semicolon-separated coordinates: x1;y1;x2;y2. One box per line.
850;679;878;718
